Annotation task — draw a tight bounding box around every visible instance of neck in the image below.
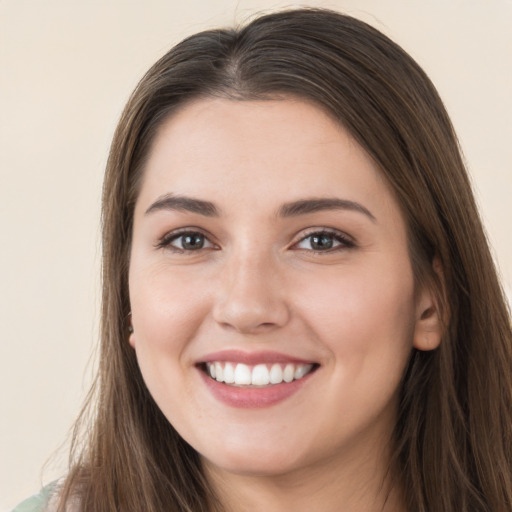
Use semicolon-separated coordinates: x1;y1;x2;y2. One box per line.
204;438;405;512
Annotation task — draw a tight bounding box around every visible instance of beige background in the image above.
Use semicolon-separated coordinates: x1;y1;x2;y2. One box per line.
1;0;511;508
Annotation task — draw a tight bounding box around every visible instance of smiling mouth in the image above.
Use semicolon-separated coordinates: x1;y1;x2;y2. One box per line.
200;361;319;387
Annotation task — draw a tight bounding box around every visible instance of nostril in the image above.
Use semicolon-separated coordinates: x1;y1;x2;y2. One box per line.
258;322;279;329
213;296;291;333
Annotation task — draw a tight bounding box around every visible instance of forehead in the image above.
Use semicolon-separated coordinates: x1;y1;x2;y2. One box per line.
136;97;398;220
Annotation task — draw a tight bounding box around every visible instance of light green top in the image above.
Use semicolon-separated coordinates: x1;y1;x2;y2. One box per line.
10;484;56;512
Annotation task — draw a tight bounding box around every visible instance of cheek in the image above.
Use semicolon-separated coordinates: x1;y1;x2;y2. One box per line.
127;265;214;417
128;266;210;423
294;260;417;359
292;262;416;432
129;264;209;348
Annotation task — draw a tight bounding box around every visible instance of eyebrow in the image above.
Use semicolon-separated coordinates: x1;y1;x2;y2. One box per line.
278;197;376;222
145;194;219;216
145;194;376;222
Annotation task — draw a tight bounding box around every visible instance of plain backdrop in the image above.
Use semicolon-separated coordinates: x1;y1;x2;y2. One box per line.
1;0;511;508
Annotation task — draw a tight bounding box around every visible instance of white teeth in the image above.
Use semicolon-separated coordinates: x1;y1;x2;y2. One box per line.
215;362;224;382
283;364;295;383
205;361;315;386
252;364;270;386
294;364;313;379
223;362;235;384
269;363;283;384
234;363;252;385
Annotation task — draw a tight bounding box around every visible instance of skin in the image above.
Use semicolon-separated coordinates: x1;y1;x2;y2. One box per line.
128;98;442;512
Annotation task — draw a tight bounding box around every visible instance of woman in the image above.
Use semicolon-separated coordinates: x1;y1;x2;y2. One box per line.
15;7;512;512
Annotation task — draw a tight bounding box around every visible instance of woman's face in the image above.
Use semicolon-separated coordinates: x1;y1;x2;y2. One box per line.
129;98;438;478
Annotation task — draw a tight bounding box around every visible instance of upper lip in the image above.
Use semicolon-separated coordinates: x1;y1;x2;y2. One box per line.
198;349;317;366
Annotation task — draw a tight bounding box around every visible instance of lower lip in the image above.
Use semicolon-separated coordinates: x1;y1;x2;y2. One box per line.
198;368;314;408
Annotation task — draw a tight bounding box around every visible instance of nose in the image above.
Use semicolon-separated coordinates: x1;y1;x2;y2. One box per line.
212;252;290;334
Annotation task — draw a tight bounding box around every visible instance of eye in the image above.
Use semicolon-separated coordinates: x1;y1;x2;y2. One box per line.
293;230;355;252
157;230;216;252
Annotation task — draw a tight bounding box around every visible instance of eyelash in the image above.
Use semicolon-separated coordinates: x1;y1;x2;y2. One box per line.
155;229;216;253
293;229;355;253
155;228;355;254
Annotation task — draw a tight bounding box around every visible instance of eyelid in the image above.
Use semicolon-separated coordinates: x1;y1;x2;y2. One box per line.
155;226;355;253
155;227;218;252
291;227;356;252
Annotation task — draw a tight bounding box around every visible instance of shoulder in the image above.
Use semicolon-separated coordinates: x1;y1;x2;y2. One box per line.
10;482;80;512
10;483;55;512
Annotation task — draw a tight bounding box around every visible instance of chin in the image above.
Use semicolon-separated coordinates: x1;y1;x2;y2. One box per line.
200;442;310;478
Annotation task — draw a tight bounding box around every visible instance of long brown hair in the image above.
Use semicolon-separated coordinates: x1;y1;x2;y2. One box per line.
58;8;512;511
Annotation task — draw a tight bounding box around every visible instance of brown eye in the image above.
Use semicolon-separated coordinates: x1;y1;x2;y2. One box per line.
294;230;355;252
310;234;335;250
177;233;206;250
158;230;216;252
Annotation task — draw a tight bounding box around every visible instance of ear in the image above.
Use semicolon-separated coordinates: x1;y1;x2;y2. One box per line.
412;259;446;351
128;313;136;348
129;331;136;348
